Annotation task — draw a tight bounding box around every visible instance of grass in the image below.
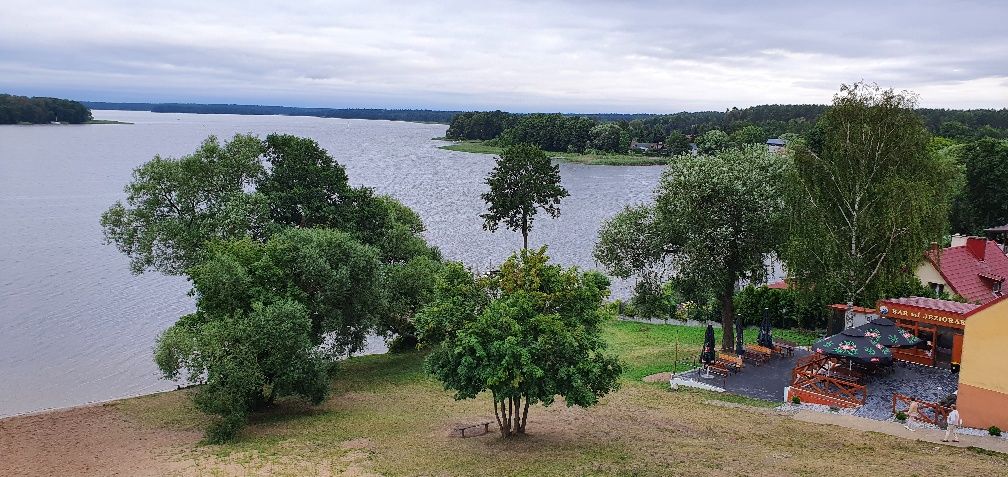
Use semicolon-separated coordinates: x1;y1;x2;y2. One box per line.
439;140;671;166
108;319;1007;476
86;119;133;124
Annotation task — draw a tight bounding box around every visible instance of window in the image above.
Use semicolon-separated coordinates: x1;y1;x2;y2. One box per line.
994;280;1003;295
929;282;945;296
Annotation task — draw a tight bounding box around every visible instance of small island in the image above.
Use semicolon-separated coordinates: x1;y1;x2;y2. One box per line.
1;93;93;124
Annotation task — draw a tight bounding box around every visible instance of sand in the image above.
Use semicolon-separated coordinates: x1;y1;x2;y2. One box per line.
0;403;198;477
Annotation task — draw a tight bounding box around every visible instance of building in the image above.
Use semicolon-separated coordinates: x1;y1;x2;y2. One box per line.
877;297;979;369
629;140;661;153
984;223;1008;253
957;295;1008;430
915;236;1008;304
766;138;787;153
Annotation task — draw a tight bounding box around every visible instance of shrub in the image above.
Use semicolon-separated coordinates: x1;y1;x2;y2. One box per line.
791;395;801;405
895;411;908;422
989;426;1002;437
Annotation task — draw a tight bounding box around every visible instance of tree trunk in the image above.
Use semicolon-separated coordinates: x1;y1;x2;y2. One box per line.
522;213;529;250
519;396;530;433
720;283;735;352
492;392;504;437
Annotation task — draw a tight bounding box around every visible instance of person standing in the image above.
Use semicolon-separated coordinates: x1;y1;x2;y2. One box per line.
905;400;920;431
943;404;961;442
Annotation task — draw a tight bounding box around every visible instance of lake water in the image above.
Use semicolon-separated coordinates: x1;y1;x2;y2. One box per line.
0;110;664;417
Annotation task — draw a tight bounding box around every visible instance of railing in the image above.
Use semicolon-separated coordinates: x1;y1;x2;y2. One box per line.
892;393;949;426
789;353;867;407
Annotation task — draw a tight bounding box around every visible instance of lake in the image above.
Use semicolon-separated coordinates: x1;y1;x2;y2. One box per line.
0;110;664;417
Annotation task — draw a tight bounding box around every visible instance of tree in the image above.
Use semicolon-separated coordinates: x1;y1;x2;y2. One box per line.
154;228;383;441
257;133;354;229
695;129;729;154
949;138;1008;234
481;144;569;250
589;122;623;152
664;131;690;156
416;249;621;438
595;145;790;349
730;124;767;147
100;134;269;275
784;83;960;330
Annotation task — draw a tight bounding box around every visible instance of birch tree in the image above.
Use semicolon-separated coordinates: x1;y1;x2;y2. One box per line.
783;83;959;330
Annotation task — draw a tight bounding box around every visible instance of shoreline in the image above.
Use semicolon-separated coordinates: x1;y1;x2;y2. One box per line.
438;139;671;166
0;387;181;423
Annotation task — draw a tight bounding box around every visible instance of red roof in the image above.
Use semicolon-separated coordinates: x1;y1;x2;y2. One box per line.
829;304;876;314
882;296;980;315
926;238;1008;304
767;280;788;289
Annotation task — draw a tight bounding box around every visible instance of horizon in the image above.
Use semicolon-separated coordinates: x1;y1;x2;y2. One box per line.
2;1;1007;112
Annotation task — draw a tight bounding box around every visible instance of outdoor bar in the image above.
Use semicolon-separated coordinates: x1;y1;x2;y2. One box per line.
877;297;979;370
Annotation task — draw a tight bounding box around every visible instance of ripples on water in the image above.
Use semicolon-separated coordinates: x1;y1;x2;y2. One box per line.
0;111;664;417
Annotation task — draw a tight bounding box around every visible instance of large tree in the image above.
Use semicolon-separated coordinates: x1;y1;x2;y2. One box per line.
100;134;268;275
481;144;569;250
784;83;960;329
595;145;790;349
417;249;621;438
949;137;1008;234
154;228;383;441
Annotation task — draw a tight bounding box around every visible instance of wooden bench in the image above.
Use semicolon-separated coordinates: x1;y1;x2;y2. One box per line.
717;352;744;373
454;420;492;437
701;360;731;377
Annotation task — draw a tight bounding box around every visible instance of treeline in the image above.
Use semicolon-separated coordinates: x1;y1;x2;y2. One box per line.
446;105;1008;154
84;102;460;124
0;94;92;124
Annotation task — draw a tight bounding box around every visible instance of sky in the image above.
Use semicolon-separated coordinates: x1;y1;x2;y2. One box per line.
1;0;1006;113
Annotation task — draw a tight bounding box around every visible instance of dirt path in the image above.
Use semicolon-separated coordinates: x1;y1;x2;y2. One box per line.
793;409;1008;454
0;404;198;477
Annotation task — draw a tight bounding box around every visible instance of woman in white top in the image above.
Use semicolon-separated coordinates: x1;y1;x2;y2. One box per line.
943;404;961;442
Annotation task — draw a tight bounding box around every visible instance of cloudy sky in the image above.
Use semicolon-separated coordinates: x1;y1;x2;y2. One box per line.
1;0;1006;112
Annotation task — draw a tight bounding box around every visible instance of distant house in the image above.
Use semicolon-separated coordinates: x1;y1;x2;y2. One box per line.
984;223;1008;253
629;140;661;153
915;236;1008;304
766;138;787;153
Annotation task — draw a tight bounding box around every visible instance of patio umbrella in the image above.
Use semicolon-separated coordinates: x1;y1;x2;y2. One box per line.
854;317;921;348
757;309;774;348
735;317;745;356
813;328;893;365
700;324;716;365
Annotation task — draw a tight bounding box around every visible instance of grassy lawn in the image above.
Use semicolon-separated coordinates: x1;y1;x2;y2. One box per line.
439;140;670;166
110;319;1006;476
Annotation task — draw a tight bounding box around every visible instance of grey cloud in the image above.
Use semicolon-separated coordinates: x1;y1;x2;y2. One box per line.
0;0;1005;110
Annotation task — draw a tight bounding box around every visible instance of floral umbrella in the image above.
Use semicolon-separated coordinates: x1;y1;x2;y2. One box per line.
700;324;716;364
854;317;921;348
813;328;893;365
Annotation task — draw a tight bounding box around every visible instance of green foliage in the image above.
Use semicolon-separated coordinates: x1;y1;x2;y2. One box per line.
694;129;730;154
417;248;621;437
664;131;690;156
792;396;801;405
257;133;353;229
989;426;1002;437
784;83;961;317
100;134;269;275
949;138;1008;234
895;411;908;422
589;122;624;152
730;124;768;147
733;285;831;331
0;93;92;124
481;144;569;249
597;145;791;348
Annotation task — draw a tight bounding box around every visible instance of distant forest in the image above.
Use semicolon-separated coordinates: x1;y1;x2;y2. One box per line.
0;94;92;124
84;102;462;124
446;105;1008;154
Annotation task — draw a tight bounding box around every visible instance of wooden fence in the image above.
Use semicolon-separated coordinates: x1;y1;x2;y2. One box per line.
789;353;866;408
892;393;949;426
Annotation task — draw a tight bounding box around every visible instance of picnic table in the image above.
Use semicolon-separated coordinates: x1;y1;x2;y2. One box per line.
822;364;864;384
716;352;744;373
744;344;772;365
773;339;797;357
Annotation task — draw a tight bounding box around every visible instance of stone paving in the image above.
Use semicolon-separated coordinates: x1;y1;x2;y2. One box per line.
683;351;959;421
